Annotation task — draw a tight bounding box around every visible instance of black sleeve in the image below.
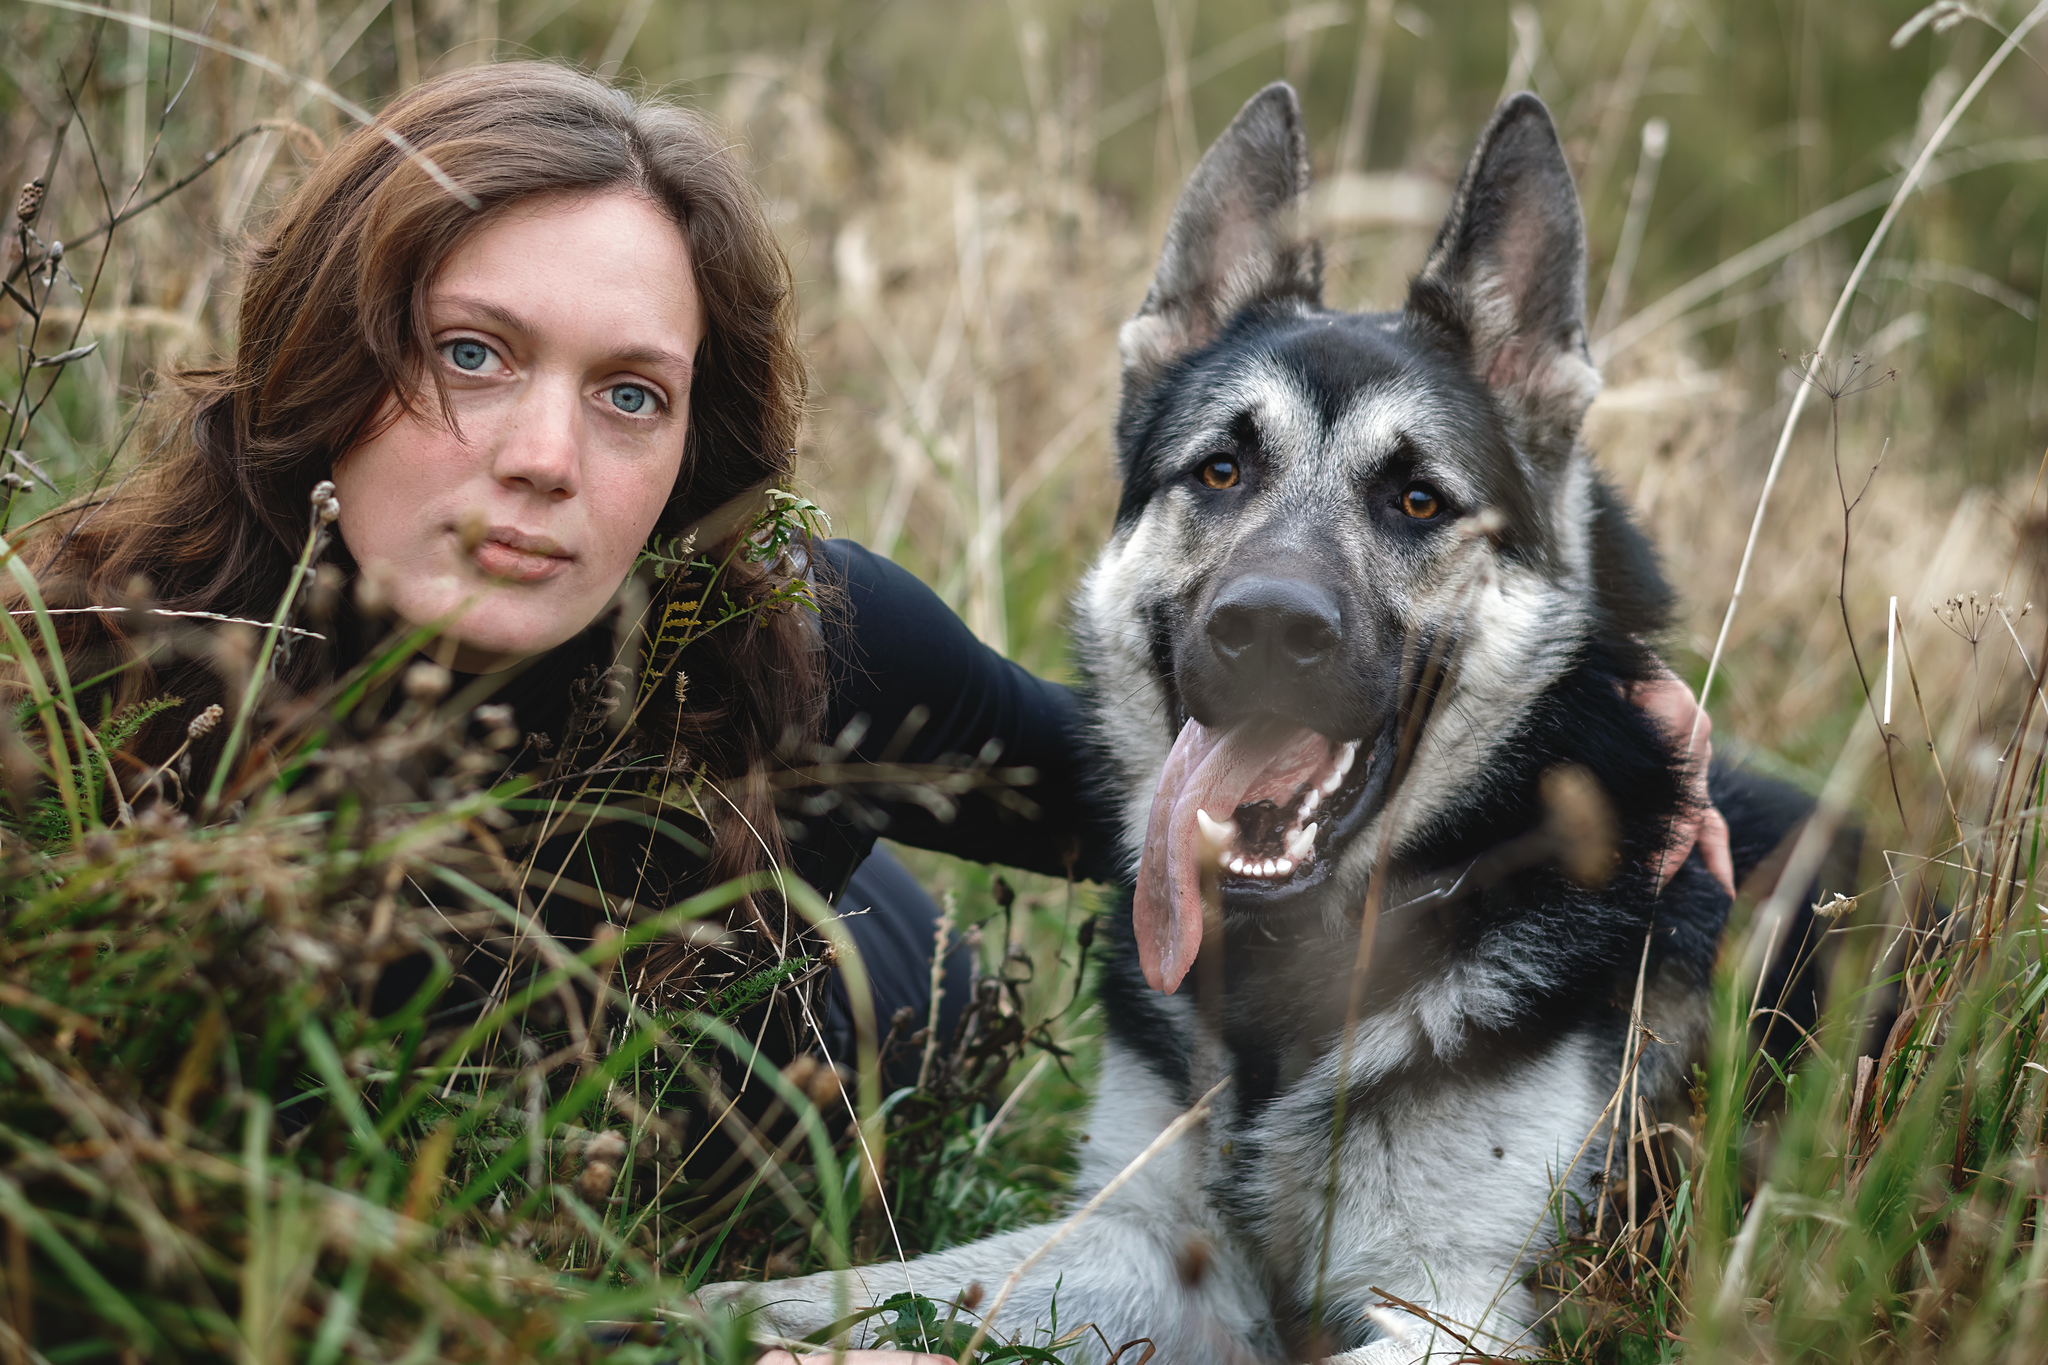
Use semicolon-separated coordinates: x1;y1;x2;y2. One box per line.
785;539;1125;896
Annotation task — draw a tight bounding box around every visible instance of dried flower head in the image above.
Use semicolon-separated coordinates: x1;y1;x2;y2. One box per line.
1814;891;1860;920
308;481;341;525
14;179;43;227
473;703;519;750
187;703;224;740
673;668;690;705
404;662;451;702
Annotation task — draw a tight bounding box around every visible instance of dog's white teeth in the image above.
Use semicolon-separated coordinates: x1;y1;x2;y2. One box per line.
1285;825;1316;860
1227;854;1247;874
1196;808;1237;851
1275;858;1294;876
1302;787;1320;814
1262;859;1279;876
1334;740;1358;777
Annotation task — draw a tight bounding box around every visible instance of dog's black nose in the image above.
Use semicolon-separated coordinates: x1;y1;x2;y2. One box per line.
1206;575;1343;674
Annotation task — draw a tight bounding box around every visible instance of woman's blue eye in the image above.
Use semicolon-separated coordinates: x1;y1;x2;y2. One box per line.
447;339;492;371
609;384;651;415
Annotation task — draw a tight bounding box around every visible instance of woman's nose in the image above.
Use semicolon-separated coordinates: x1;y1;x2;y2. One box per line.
489;379;583;497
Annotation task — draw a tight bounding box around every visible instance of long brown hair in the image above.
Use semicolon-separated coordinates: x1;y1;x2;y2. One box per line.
13;62;821;895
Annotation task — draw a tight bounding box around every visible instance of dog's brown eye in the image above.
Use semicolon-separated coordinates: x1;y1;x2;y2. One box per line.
1199;458;1240;490
1401;485;1441;520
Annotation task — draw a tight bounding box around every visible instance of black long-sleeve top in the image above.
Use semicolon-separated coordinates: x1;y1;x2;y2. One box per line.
467;538;1124;907
789;539;1123;895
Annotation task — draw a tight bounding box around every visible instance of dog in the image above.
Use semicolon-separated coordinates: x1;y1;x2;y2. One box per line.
702;86;1819;1364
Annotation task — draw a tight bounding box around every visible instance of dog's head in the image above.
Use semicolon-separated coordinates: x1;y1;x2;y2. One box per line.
1078;87;1627;993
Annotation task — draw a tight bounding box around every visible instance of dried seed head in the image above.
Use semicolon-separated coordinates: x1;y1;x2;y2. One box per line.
807;1062;849;1112
309;563;344;623
457;508;488;555
308;481;340;525
473;703;518;749
1814;891;1859;920
1175;1235;1214;1288
959;1282;985;1312
15;179;44;226
582;1129;629;1165
187;703;224;740
403;662;450;702
577;1161;616;1201
780;1054;819;1091
355;569;391;619
1541;763;1618;888
672;668;689;705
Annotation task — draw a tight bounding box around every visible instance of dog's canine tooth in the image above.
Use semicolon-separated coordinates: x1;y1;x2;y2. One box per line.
1334;740;1358;777
1285;825;1316;860
1196;807;1237;850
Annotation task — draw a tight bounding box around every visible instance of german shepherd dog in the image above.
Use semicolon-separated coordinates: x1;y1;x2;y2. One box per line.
704;87;1815;1363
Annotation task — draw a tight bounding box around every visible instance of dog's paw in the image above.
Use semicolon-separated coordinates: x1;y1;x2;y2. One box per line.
693;1273;876;1346
1325;1330;1529;1365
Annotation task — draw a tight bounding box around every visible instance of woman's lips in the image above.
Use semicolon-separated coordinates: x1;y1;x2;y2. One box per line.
471;528;573;582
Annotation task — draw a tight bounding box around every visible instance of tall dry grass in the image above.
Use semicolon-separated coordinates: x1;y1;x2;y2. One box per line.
7;0;2048;1360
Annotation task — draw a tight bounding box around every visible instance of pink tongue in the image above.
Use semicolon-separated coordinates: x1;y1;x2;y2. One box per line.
1133;718;1329;993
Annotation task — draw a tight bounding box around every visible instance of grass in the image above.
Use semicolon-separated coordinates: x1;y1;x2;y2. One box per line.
6;0;2048;1360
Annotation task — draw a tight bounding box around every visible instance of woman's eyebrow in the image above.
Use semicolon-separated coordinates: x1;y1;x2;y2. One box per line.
434;294;693;377
608;343;696;378
436;294;533;337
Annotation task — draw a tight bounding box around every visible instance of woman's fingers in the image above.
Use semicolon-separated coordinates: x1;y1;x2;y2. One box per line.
1628;670;1737;898
1698;804;1737;900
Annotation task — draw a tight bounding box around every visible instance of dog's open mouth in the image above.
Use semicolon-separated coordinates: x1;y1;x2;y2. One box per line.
1133;716;1388;994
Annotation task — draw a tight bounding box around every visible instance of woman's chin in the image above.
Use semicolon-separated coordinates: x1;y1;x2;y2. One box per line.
399;599;586;676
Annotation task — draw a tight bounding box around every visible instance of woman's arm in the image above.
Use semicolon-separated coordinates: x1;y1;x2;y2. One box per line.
797;540;1124;887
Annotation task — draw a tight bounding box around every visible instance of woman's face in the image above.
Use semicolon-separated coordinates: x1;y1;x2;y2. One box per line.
332;189;702;673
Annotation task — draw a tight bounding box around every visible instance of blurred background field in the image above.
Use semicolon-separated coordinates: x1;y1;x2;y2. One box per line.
9;0;2048;1360
9;0;2048;710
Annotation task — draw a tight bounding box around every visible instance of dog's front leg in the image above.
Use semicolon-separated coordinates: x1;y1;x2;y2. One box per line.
700;1208;1271;1363
1316;1284;1545;1365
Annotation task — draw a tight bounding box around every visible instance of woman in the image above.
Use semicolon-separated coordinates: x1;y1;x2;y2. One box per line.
9;61;1727;1353
17;59;1112;1021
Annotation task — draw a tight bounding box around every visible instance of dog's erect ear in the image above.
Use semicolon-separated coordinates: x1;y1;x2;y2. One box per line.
1120;83;1322;388
1406;94;1599;458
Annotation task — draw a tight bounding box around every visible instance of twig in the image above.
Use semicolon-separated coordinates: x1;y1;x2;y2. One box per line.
5;605;326;640
2;123;307;290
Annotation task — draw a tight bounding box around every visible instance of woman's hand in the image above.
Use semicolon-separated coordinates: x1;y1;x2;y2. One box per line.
1627;669;1737;898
